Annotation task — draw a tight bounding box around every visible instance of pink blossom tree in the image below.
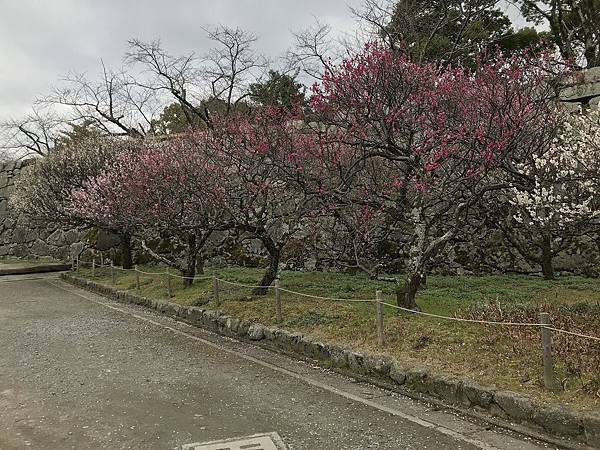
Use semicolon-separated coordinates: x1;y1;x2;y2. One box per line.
11;136;139;266
309;43;563;308
71;134;226;286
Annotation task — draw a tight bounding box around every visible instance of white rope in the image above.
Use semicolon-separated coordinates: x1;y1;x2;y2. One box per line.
98;265;211;281
544;326;600;342
133;268;168;276
216;278;373;302
73;267;600;340
168;273;212;281
378;301;545;327
216;278;275;289
278;287;374;303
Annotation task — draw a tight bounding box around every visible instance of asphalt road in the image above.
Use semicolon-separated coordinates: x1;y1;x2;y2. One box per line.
0;274;557;450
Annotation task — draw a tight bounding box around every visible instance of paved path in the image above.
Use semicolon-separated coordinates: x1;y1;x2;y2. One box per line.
0;274;558;449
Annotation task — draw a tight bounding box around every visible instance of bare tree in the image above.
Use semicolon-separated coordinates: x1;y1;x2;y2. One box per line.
203;26;268;114
348;0;399;50
125;39;208;128
41;61;158;139
127;26;267;128
0;108;63;160
285;20;338;80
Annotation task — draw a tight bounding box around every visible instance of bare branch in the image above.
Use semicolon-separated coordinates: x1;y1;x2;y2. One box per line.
0;108;64;159
40;63;156;139
285;19;337;80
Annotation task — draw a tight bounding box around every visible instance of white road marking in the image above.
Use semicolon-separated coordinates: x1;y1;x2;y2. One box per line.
182;432;286;450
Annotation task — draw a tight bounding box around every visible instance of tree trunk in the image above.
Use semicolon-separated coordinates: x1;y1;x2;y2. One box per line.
252;244;281;296
196;257;205;275
182;233;197;288
396;272;422;310
541;232;554;280
120;233;133;269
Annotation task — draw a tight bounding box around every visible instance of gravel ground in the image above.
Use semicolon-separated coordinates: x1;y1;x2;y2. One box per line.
0;274;557;450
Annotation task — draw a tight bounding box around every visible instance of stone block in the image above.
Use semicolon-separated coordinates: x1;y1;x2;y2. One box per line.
30;239;52;256
247;324;265;341
389;361;407;385
96;229;121;251
297;335;316;356
561;80;600;102
582;413;600;447
461;380;495;408
328;345;349;369
428;375;462;404
346;351;366;374
362;355;391;377
187;307;205;326
225;317;240;334
493;391;534;422
11;227;28;243
532;405;582;437
262;327;276;341
405;368;429;393
311;341;330;361
237;319;251;336
47;229;66;246
65;229;82;245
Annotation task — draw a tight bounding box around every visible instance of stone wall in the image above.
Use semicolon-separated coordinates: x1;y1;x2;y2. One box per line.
560;66;600;110
0;159;85;260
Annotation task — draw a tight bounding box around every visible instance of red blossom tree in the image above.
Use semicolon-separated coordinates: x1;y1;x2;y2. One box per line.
206;106;321;294
309;43;563;308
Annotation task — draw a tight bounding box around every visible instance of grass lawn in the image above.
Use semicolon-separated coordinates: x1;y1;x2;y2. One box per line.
76;264;600;411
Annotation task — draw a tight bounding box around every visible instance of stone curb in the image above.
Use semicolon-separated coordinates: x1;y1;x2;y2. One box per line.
0;263;71;276
61;273;599;448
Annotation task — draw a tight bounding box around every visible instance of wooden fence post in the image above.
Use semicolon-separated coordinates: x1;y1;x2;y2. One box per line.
166;268;172;298
275;279;282;324
376;290;385;346
92;259;95;278
135;265;140;290
540;312;555;389
111;263;116;285
212;271;220;306
76;256;80;273
100;252;104;268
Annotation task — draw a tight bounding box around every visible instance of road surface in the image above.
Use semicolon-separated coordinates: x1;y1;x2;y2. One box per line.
0;273;558;449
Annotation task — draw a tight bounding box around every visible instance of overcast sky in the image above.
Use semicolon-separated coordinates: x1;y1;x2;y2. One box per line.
0;0;528;121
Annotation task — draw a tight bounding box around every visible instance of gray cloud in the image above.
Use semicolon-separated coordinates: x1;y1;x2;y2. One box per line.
0;0;532;121
0;0;362;120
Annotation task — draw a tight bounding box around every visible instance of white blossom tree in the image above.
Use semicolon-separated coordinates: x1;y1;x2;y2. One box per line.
507;109;600;278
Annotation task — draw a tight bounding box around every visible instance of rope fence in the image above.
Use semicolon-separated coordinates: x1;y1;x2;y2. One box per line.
72;254;600;390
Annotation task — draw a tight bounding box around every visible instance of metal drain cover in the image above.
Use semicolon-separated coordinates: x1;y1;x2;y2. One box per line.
182;432;286;450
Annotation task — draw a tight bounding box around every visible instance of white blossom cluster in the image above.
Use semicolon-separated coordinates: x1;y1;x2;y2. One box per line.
511;109;600;229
